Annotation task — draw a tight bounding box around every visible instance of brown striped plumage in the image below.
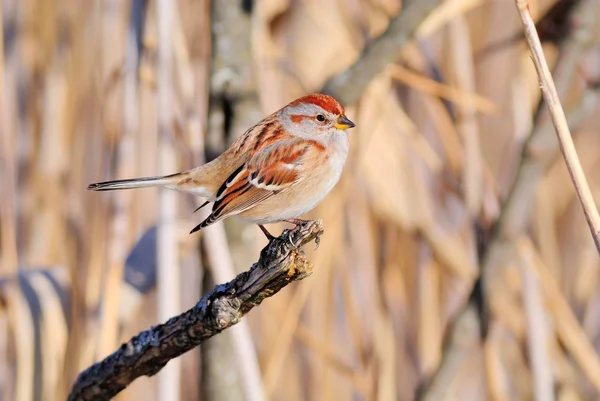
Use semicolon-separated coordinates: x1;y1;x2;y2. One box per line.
88;93;355;237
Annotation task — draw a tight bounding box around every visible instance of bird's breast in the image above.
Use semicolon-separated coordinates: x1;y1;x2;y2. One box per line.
237;134;349;224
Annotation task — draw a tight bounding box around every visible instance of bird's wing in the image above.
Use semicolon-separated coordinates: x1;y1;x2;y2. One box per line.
190;138;313;232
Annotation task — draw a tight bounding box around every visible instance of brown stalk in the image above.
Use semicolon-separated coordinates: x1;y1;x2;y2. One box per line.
519;237;600;392
515;0;600;253
156;0;182;398
518;243;554;401
68;220;323;401
200;221;267;401
0;0;18;276
96;1;134;360
448;15;483;218
387;64;499;115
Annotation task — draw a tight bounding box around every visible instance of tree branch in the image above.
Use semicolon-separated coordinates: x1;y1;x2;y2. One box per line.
68;220;324;401
322;0;441;105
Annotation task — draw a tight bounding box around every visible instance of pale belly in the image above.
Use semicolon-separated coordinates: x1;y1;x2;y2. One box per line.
237;138;348;224
238;174;339;224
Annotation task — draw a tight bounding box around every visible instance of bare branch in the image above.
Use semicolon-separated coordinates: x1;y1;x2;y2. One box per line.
322;0;441;105
68;220;324;401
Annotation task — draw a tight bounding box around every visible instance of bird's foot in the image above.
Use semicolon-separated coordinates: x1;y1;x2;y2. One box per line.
284;219;322;250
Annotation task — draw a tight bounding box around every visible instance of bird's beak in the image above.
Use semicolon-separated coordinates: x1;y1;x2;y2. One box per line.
334;115;355;130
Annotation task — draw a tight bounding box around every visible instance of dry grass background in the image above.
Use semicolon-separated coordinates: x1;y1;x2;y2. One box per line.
2;0;600;400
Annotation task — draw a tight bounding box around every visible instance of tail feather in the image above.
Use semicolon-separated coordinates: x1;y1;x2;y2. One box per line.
87;173;180;191
189;212;220;234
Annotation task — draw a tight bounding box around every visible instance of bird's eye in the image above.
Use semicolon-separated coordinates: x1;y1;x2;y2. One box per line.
316;114;326;122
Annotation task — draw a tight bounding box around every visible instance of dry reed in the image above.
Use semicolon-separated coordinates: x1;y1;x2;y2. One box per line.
2;0;600;400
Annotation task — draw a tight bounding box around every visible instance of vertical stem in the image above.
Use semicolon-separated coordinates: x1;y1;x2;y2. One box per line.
519;245;554;401
202;224;266;401
156;0;181;399
448;17;482;217
514;0;600;253
97;0;130;360
0;5;20;401
0;0;18;275
204;1;265;399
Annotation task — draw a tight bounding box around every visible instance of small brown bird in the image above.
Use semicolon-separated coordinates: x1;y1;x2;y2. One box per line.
88;93;355;238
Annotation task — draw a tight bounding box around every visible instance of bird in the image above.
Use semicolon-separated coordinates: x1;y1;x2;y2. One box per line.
87;93;355;240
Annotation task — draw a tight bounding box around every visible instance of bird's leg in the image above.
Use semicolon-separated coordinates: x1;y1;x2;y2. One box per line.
258;224;276;241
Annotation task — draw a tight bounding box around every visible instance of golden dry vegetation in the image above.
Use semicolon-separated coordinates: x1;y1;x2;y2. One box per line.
2;0;600;400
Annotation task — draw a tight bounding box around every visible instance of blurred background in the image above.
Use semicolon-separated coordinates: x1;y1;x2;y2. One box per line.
2;0;600;400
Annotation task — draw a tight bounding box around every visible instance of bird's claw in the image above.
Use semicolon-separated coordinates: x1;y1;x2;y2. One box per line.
285;219;322;251
288;233;297;248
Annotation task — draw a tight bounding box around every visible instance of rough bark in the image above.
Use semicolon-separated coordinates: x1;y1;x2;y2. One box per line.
68;220;323;401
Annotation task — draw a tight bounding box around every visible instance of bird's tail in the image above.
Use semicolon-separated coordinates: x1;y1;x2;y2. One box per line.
87;172;182;191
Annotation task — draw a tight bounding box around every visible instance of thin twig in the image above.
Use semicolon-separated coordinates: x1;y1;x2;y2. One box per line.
387;64;499;115
476;0;582;62
67;221;323;401
491;0;597;242
515;0;600;252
